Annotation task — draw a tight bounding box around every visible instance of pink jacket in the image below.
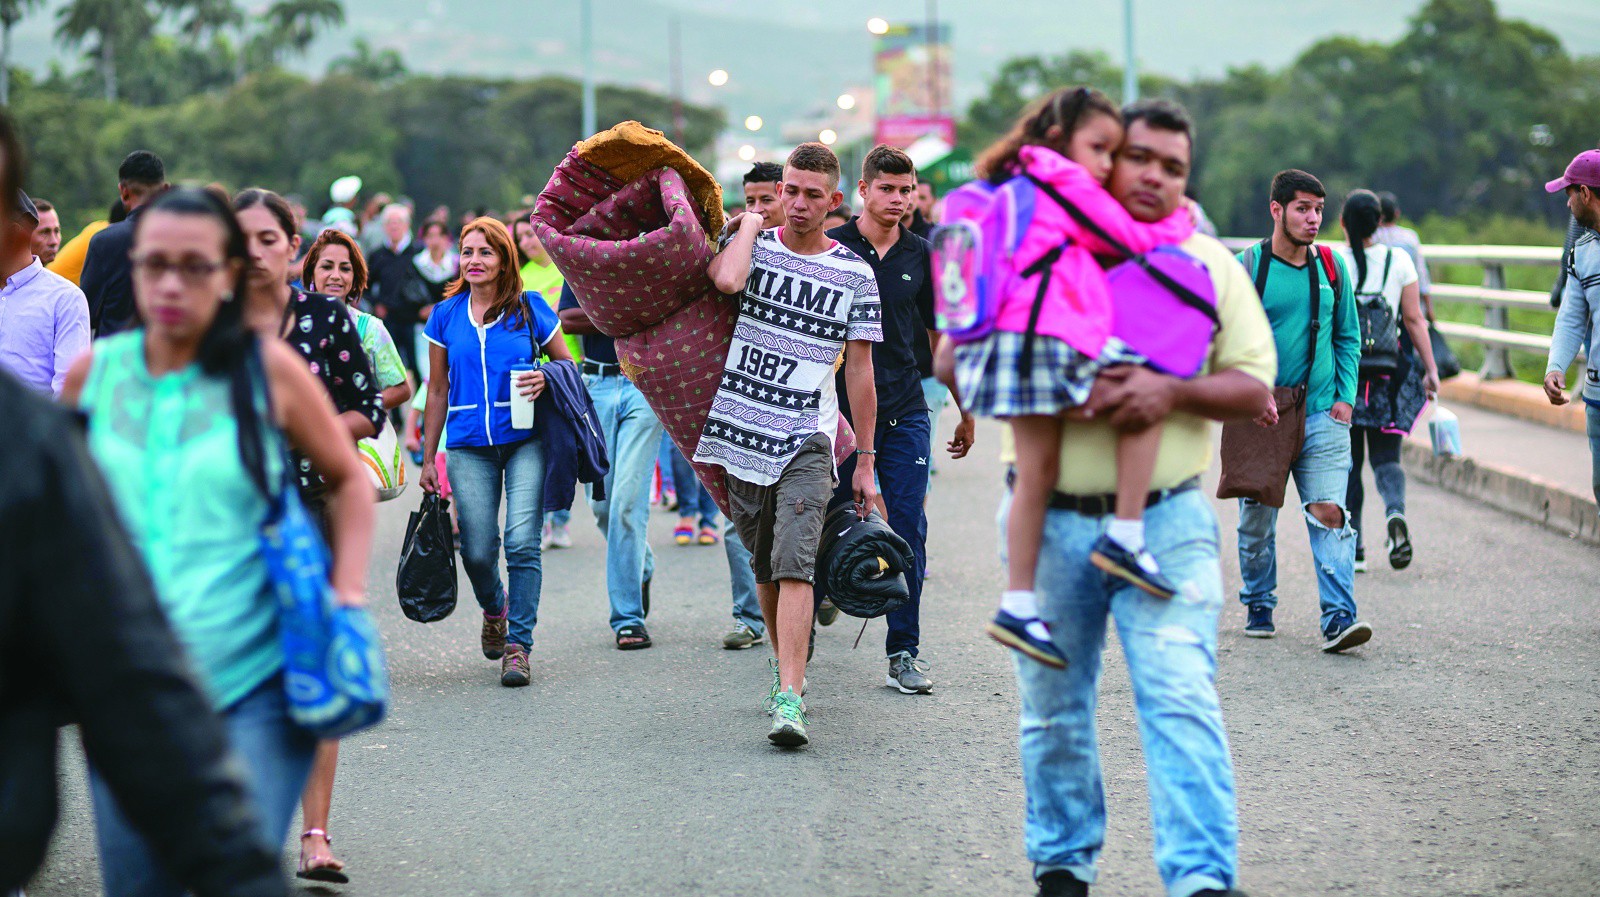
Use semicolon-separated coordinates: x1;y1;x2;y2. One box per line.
994;145;1194;359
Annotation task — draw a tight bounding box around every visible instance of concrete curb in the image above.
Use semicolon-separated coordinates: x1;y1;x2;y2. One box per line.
1402;440;1598;545
1439;372;1586;433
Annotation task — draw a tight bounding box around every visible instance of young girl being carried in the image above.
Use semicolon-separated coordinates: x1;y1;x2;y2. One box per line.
944;87;1199;668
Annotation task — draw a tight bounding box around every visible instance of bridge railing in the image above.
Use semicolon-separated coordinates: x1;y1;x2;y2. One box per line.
1221;239;1566;379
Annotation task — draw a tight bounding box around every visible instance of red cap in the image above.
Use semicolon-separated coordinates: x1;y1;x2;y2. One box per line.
1546;149;1600;193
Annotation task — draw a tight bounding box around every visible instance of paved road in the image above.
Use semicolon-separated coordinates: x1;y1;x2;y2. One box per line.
28;419;1600;896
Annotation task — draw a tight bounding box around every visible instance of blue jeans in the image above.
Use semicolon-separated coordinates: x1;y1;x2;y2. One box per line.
1587;403;1600;508
586;374;663;631
725;518;763;633
1015;489;1237;897
451;437;547;649
835;411;931;657
90;676;316;897
667;438;720;528
545;508;571;528
1237;410;1358;631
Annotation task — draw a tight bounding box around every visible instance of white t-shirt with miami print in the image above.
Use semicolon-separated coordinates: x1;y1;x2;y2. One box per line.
694;227;883;487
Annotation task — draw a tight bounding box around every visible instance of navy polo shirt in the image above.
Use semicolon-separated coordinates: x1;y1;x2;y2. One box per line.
827;217;935;422
557;284;618;364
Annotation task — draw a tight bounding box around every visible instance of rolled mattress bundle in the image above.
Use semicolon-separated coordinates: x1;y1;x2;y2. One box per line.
531;121;854;515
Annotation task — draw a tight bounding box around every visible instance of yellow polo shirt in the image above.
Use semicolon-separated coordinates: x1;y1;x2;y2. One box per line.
1056;232;1276;494
47;220;110;285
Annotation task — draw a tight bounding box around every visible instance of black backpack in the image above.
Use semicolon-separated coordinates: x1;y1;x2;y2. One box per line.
1352;246;1399;376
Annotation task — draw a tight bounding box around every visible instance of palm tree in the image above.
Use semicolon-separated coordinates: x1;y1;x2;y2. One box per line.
0;0;43;105
254;0;344;65
55;0;158;101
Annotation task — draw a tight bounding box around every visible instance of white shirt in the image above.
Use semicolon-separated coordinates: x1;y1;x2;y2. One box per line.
1337;243;1419;316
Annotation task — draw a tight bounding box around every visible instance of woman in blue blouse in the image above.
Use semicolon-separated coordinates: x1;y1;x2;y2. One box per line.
421;217;572;687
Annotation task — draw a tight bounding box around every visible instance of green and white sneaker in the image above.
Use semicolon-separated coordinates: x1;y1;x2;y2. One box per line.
767;690;808;747
762;656;806;715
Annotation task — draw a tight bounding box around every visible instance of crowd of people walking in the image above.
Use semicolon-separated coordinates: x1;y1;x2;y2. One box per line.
1;84;1593;897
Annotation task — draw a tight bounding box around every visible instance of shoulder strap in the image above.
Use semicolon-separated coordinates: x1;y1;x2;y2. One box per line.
1315;244;1340;295
1306;247;1322;378
1023;174;1218;324
1252;238;1271;300
1379;246;1393;292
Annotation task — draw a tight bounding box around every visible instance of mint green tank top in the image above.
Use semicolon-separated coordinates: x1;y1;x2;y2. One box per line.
80;332;284;710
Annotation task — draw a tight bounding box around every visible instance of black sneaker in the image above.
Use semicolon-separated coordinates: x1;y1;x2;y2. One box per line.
1244;603;1275;638
1036;870;1089;897
1354;547;1367;574
1321;611;1372;653
1193;890;1250;897
816;598;839;627
1089;534;1177;599
641;576;652;618
1386;514;1413;569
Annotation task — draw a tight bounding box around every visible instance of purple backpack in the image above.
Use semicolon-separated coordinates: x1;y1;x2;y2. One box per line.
1029;176;1219;378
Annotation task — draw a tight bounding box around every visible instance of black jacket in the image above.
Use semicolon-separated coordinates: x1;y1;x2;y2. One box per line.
538;358;609;512
0;370;287;897
80;204;146;337
367;238;430;321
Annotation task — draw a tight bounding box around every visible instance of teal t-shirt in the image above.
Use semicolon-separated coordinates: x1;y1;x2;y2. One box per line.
80;332;285;711
1237;245;1360;414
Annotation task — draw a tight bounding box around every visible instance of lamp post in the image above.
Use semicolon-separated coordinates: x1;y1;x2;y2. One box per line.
1122;0;1138;104
581;0;596;137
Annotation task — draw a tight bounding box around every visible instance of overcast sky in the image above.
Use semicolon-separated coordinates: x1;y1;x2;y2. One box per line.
11;0;1599;128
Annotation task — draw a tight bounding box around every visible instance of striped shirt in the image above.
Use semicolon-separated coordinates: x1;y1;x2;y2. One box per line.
695;228;882;486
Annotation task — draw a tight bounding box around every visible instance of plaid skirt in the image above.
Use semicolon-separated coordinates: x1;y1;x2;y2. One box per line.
955;331;1143;419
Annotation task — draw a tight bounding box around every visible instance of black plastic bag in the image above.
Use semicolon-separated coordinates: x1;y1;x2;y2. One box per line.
1429;324;1462;380
397;493;457;623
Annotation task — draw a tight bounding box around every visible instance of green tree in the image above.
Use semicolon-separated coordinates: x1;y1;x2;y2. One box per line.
0;0;43;105
329;38;406;83
250;0;344;68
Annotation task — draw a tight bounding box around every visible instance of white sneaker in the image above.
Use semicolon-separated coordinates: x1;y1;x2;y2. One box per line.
549;523;572;549
540;523;553;552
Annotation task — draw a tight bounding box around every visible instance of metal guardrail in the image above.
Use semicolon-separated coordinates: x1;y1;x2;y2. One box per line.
1221;239;1565;379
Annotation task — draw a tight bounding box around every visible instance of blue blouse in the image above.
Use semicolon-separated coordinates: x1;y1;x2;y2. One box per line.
423;291;561;448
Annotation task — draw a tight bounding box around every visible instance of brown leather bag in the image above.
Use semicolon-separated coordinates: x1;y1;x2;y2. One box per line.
1217;241;1331;508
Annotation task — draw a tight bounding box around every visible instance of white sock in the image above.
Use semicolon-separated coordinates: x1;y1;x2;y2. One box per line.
1000;589;1038;619
1107;518;1146;553
1000;590;1052;642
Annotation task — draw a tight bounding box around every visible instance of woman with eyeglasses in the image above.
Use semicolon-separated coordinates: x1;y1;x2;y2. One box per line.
61;188;376;897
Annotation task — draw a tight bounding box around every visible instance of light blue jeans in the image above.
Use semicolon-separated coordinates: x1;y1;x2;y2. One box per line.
586;374;663;632
90;675;316;897
451;437;547;649
1015;489;1237;897
1587;403;1600;508
1236;410;1358;632
725;518;763;634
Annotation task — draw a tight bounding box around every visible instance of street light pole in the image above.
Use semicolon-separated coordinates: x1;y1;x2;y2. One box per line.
581;0;596;138
1122;0;1138;104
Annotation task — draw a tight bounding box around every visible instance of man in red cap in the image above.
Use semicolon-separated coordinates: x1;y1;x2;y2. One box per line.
1543;148;1600;507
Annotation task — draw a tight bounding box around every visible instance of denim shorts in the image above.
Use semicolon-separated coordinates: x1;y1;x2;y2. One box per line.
725;433;836;584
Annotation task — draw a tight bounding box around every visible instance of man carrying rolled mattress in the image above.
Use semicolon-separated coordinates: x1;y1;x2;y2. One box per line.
698;143;883;749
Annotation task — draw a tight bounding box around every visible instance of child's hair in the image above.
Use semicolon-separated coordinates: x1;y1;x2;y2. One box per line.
974;86;1121;185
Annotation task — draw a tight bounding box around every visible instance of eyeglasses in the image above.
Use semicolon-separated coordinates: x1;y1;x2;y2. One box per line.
131;256;226;283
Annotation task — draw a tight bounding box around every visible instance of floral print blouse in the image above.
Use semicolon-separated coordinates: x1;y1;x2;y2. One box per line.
280;287;385;494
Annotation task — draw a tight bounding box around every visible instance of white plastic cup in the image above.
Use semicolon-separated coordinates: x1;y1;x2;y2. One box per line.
510;363;537;430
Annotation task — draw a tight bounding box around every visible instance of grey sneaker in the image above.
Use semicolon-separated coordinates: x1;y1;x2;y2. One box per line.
767;690;808;747
886;651;933;694
548;522;573;549
722;622;765;650
816;598;839;627
480;609;508;660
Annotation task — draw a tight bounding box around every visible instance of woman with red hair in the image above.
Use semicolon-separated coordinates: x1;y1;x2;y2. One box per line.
420;218;573;687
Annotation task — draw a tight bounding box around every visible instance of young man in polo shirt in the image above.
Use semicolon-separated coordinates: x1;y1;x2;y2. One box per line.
1233;169;1370;653
827;144;975;694
1018;100;1269;897
701;142;882;747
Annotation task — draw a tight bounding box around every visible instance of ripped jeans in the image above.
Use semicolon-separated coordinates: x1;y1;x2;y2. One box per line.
1237;410;1357;631
1014;488;1237;897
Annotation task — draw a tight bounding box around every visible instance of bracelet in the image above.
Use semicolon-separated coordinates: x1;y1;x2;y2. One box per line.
855;449;877;456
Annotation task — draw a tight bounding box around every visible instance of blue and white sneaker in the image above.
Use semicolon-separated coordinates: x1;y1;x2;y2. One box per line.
1090;534;1178;599
986;610;1068;669
1321;611;1373;653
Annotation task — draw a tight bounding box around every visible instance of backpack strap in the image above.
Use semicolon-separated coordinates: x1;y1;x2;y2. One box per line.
1252;239;1272;301
1024;174;1219;324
